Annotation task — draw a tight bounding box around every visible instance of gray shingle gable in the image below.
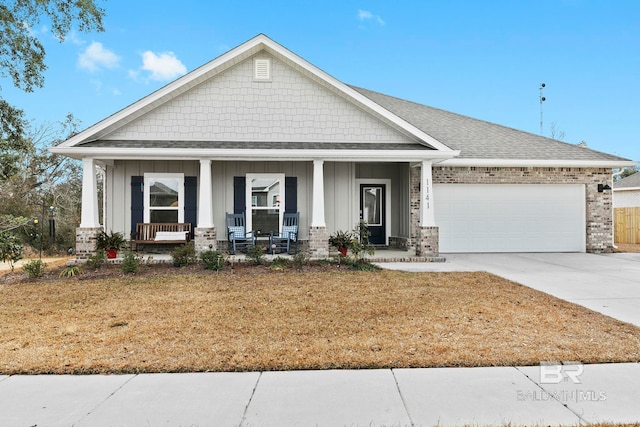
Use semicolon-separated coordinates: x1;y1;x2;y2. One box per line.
350;86;628;162
615;172;640;188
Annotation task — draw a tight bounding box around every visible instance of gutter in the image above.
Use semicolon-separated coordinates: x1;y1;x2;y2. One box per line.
49;147;461;163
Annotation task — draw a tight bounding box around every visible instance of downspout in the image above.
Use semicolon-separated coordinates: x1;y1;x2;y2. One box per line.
611;168;625;250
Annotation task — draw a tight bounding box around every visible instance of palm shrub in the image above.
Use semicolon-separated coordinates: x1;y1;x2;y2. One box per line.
59;265;82;278
328;230;353;256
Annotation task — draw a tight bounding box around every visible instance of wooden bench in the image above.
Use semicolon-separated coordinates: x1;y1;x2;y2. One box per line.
131;223;192;251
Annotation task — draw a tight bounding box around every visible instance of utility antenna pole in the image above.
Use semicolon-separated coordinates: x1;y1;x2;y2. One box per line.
539;83;546;135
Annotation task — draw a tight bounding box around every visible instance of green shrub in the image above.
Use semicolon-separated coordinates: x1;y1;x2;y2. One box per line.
269;256;291;271
86;249;107;269
121;251;141;274
96;230;127;251
59;265;82;278
171;243;197;267
200;250;225;271
23;259;46;278
346;258;380;272
292;252;308;270
0;231;23;271
246;246;265;265
349;220;375;261
328;229;353;256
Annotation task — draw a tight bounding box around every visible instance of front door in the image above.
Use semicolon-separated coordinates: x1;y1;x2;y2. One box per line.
360;184;386;245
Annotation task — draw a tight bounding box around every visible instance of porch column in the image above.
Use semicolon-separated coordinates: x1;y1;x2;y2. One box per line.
76;157;102;260
420;160;435;226
416;160;439;257
194;159;217;252
311;160;326;227
198;159;213;228
80;158;100;228
309;160;329;258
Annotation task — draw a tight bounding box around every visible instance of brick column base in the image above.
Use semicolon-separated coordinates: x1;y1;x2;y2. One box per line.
308;226;329;259
416;226;439;257
75;227;103;260
194;227;217;253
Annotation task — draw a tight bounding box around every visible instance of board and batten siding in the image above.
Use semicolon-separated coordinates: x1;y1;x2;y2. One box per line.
105;160;411;243
106;160;314;241
104;160;200;237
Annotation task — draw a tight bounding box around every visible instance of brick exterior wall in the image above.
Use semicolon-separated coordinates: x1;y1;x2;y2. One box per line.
75;227;102;260
194;227;217;253
416;226;439;256
431;166;614;253
308;226;329;259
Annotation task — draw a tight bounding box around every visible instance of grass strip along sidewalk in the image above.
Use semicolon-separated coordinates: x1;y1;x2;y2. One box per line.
1;270;639;374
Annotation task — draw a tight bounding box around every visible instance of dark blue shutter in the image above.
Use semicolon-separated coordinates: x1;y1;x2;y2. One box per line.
131;176;144;234
285;176;297;213
184;176;197;237
233;176;246;214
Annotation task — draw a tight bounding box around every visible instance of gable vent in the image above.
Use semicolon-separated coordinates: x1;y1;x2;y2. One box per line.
254;58;271;80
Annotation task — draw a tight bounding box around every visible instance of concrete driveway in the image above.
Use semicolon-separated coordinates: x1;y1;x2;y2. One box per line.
380;252;640;327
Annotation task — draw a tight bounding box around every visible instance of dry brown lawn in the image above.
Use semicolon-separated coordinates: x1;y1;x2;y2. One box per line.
1;269;640;374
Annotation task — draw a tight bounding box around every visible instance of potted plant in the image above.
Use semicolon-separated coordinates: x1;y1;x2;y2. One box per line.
329;230;353;257
96;230;127;259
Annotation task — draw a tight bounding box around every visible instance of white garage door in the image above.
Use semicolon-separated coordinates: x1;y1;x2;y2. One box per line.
434;184;586;253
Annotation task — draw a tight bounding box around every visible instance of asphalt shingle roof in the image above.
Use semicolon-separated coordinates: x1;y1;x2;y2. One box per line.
351;86;628;162
615;172;640;188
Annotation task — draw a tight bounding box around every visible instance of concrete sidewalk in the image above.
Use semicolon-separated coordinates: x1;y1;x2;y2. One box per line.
1;363;639;426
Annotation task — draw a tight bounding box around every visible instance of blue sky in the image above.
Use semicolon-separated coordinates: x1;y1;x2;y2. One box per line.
4;0;639;161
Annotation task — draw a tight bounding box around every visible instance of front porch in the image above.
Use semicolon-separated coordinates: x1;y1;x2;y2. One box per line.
75;159;445;262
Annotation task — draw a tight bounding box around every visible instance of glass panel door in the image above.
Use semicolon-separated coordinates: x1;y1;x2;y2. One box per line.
362;186;382;226
248;175;284;236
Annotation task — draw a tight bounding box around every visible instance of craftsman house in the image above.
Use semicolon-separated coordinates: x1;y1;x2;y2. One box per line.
51;34;634;259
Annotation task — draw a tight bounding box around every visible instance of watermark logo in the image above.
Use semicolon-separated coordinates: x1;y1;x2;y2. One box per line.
540;361;583;384
516;361;607;403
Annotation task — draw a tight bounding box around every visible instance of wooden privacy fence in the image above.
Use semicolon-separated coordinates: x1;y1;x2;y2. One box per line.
614;207;640;244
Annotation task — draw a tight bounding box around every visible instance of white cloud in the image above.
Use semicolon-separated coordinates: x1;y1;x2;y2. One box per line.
357;9;385;26
140;51;187;81
78;42;120;72
64;29;85;45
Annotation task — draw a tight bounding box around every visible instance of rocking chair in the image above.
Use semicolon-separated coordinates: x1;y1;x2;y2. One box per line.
269;212;299;255
226;212;255;254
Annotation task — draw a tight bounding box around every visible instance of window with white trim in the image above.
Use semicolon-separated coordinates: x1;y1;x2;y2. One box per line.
246;173;284;236
144;173;184;223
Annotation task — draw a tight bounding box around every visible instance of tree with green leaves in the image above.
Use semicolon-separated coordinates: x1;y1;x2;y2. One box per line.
616;166;639;181
0;0;105;179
